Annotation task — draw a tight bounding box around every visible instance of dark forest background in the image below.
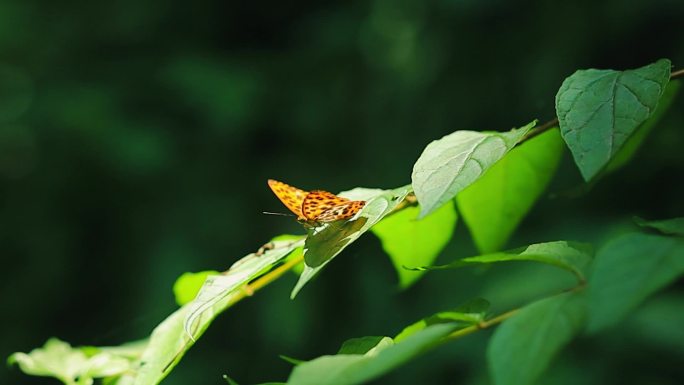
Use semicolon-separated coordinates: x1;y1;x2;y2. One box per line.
2;0;684;384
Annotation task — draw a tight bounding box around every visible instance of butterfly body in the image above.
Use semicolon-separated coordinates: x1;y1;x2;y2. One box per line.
268;179;366;227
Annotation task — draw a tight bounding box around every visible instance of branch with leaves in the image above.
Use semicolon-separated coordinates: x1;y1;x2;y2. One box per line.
10;59;684;385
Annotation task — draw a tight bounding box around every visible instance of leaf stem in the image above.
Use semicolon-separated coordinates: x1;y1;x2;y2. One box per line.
519;117;559;144
671;68;684;79
437;282;586;346
444;308;519;341
229;253;304;304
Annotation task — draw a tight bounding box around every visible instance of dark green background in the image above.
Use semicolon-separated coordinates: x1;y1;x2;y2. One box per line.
2;0;684;384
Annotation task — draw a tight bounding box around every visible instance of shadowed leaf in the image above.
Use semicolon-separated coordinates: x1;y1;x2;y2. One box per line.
555;59;671;180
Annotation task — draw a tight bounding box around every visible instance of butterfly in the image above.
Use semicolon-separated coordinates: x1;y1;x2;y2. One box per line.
267;179;366;227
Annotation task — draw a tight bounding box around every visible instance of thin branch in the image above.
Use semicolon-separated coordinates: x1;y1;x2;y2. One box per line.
520;117;559;144
164;64;683;373
444;308;519;341
230;253;304;303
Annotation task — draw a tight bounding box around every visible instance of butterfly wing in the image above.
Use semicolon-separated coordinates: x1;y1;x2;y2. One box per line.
302;190;365;222
315;200;366;222
267;179;308;218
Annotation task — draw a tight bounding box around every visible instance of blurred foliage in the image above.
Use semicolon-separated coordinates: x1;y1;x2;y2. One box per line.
2;0;684;384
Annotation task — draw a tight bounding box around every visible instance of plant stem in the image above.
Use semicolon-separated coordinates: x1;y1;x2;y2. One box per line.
444;308;519;341
519;117;559;144
671;68;684;79
229;253;304;304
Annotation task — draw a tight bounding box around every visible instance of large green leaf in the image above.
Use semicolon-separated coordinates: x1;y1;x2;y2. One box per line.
411;122;535;218
8;338;134;385
409;241;592;283
371;201;457;288
184;238;304;338
555;59;671;181
291;185;412;298
587;232;684;332
634;216;684;237
457;128;563;253
286;323;460;385
130;239;303;385
487;291;587;385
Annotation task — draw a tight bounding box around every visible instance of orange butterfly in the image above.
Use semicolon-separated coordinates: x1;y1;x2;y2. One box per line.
267;179;366;227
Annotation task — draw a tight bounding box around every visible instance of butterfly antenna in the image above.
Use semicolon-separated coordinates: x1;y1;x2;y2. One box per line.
262;211;295;217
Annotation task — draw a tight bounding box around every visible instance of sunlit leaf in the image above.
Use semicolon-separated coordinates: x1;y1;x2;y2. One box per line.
457;128;563;253
173;270;220;306
587;232;684;332
132;239;304;385
291;185;412;298
488;291;587;385
555;58;671;181
184;238;304;338
8;338;131;385
412;122;535;218
371;201;456;288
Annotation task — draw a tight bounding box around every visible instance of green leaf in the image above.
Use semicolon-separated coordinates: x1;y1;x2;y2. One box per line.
410;241;592;283
291;185;412;298
604;81;680;173
394;298;489;343
634;216;684;236
457;128;563;253
92;339;148;360
173;270;220;306
337;337;389;355
371;201;457;288
412;122;535;218
131;239;303;385
271;234;306;274
487;291;587;385
587;232;684;332
626;295;684;357
286;324;459;385
184;238;304;339
555;58;671;181
8;338;131;385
